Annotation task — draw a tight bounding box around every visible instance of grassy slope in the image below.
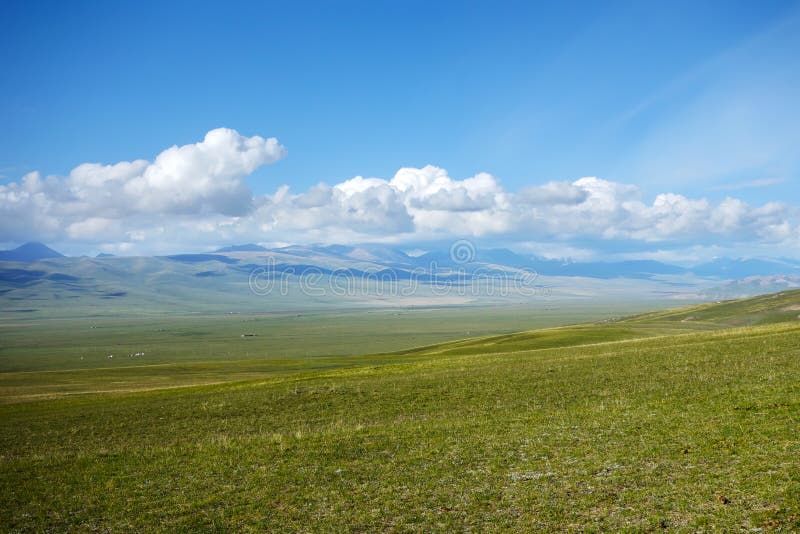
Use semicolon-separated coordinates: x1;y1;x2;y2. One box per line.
394;289;800;358
1;291;799;530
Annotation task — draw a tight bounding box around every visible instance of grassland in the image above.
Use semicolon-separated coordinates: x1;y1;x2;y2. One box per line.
1;291;799;531
0;303;653;399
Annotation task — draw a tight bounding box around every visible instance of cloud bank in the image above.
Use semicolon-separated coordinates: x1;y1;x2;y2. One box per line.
1;128;797;257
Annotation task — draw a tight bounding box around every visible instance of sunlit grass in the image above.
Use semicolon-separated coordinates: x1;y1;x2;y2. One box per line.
1;291;799;530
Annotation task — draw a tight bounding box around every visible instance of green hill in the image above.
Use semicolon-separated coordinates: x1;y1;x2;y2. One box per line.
625;288;800;326
392;288;800;357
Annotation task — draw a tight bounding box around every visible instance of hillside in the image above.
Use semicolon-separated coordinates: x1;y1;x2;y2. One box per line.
624;288;800;327
392;289;800;358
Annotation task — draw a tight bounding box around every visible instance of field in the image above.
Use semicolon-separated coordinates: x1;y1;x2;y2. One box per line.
1;292;799;531
0;303;654;399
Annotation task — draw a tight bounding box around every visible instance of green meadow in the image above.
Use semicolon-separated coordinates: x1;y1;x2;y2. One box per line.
1;291;799;531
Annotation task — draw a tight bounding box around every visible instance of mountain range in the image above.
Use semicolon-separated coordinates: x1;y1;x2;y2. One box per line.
2;242;798;280
2;242;800;317
221;243;797;280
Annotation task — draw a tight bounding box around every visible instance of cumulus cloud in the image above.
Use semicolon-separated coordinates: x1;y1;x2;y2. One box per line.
123;128;285;215
1;128;798;256
517;181;589;206
255;178;414;236
510;182;798;245
0;128;286;244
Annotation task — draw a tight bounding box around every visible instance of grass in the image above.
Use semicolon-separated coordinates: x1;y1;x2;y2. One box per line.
0;303;648;373
1;291;799;531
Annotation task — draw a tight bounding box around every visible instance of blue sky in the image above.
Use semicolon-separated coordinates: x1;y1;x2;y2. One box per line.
1;0;799;260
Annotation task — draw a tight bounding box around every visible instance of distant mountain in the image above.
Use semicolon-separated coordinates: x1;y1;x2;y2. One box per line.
414;248;688;279
270;244;416;266
303;245;797;280
691;258;800;278
215;244;268;253
272;245;323;258
96;253;115;258
477;252;797;280
3;241;797;282
478;248;538;268
0;242;64;262
321;244;414;266
554;259;688;279
5;241;800;317
701;275;800;299
165;254;239;264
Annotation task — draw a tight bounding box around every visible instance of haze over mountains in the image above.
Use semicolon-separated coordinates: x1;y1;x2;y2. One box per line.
1;241;799;317
2;242;798;278
0;242;64;262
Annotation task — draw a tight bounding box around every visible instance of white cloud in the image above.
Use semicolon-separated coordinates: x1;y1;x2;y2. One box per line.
66;217;123;241
391;166;503;212
0;128;286;245
1;129;798;257
517;181;588;206
124;128;285;215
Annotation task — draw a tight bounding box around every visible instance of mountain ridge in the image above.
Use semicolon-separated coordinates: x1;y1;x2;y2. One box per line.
0;242;64;262
2;242;799;280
